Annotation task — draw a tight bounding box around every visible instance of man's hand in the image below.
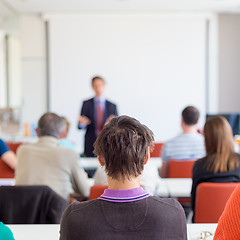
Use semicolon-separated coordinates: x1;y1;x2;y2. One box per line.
78;116;91;125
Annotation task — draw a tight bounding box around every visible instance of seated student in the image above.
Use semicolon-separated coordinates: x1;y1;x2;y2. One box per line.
161;106;205;177
60;117;78;152
60;115;187;240
191;116;240;221
15;112;90;201
0;139;17;170
213;184;240;240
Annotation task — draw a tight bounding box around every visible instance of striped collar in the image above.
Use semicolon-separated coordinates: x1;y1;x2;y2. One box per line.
98;187;150;202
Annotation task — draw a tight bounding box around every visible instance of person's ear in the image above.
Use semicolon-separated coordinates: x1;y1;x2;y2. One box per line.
144;149;150;165
181;117;184;127
97;155;104;166
60;129;67;139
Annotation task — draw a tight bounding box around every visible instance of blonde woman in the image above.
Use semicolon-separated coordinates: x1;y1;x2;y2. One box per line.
191;116;240;222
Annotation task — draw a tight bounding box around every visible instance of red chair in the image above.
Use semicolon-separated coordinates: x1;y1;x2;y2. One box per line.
150;142;164;158
168;160;195;206
168;160;195;178
89;185;108;200
195;182;239;223
6;142;22;153
0;158;14;178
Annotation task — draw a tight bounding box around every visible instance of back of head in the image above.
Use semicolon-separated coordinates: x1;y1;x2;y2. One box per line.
182;106;199;126
204;116;238;172
38;113;66;139
93;115;154;181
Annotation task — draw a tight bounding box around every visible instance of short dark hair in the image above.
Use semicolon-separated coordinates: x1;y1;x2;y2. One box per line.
182;106;199;126
38;112;66;138
91;76;105;85
93;115;154;181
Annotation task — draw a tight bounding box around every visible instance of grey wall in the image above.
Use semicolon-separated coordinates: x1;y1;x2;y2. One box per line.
219;14;240;113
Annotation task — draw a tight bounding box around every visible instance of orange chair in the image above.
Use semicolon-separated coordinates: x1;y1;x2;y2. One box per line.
194;182;239;223
168;160;195;178
0;158;14;178
150;142;164;158
6;142;22;153
89;185;108;200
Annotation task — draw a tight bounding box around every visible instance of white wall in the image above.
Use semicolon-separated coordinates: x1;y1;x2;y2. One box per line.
20;15;47;124
7;36;22;108
218;14;240;113
18;13;220;147
0;31;7;107
47;14;213;144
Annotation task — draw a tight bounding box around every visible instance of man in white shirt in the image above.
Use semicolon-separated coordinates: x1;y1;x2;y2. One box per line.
161;106;205;177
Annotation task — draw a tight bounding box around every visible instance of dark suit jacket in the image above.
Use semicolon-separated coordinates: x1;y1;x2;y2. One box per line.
78;98;118;157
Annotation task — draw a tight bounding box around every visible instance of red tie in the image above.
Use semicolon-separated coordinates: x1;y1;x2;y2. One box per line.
97;101;104;136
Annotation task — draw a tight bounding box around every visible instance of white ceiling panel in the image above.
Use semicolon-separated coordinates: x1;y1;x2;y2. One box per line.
2;0;240;14
0;0;17;17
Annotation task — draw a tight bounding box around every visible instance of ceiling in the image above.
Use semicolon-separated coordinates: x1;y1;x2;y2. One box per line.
1;0;240;16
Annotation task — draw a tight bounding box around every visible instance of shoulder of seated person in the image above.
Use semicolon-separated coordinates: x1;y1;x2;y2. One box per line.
165;134;185;144
17;143;34;152
65;200;100;215
57;145;79;156
192;157;208;172
148;196;183;209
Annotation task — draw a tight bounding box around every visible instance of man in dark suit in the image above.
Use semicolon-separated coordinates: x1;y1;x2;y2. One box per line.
78;76;118;157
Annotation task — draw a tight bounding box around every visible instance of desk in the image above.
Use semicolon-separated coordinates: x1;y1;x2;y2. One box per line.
79;157;100;170
7;224;60;240
187;224;217;240
0;178;190;199
0;178;15;186
162;178;192;198
6;224;217;240
79;157;162;170
0;178;94;188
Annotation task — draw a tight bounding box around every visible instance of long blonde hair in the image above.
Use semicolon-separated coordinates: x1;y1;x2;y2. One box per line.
204;116;239;173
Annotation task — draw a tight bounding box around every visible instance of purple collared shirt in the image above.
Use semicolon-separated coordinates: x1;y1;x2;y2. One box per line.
98;187;150;203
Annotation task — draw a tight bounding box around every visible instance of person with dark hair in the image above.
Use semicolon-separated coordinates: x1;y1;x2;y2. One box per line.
60;115;187;240
15;112;90;201
78;76;118;157
191;116;240;222
161;106;205;177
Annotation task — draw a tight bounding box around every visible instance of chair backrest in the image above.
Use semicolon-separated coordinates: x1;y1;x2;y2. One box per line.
6;142;22;153
150;142;164;158
0;158;14;178
168;159;195;178
0;185;67;224
89;185;108;200
195;182;239;223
